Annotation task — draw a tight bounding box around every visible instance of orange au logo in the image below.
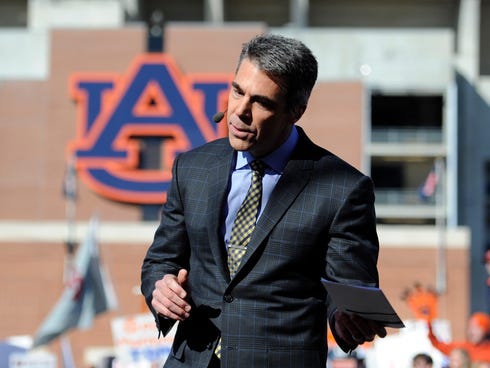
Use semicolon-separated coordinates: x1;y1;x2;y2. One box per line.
67;54;232;204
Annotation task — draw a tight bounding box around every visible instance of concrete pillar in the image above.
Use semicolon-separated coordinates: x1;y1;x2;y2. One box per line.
290;0;308;28
204;0;224;23
455;0;480;81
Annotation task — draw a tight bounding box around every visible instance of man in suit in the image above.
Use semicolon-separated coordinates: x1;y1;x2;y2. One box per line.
141;33;387;368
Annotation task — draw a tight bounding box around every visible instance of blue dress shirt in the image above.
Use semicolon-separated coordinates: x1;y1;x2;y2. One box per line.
224;126;299;250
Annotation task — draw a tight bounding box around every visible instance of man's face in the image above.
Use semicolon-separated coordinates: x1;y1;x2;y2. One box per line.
226;58;297;158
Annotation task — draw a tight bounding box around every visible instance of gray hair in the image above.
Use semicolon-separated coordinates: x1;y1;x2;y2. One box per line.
237;33;318;116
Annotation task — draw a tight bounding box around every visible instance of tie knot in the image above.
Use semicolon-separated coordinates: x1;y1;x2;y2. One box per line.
250;160;267;177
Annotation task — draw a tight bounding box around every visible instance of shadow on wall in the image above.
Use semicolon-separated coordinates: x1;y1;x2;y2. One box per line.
456;71;490;314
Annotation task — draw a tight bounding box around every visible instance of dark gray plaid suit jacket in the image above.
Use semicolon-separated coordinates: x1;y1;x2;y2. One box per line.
141;126;380;367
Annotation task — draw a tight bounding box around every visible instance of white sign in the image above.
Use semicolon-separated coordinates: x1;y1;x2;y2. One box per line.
111;313;176;367
9;351;56;368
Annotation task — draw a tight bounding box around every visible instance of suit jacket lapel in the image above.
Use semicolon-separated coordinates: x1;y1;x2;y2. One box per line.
248;159;311;248
206;146;235;282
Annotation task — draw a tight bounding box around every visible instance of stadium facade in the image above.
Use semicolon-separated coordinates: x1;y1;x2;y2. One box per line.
1;0;488;366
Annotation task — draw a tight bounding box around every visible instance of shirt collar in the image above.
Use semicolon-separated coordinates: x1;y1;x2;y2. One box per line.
235;126;299;174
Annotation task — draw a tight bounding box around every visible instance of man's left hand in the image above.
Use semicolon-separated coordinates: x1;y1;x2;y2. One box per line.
331;310;387;351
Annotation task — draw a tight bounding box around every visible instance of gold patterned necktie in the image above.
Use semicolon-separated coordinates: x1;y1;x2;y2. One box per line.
227;160;267;277
215;160;266;360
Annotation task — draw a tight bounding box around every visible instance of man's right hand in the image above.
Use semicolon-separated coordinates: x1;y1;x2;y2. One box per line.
151;269;191;321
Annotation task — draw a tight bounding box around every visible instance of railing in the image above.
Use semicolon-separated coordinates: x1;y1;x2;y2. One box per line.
371;127;443;144
375;189;439;205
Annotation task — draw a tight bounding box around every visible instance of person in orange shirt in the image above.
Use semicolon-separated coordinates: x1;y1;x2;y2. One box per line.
428;312;490;363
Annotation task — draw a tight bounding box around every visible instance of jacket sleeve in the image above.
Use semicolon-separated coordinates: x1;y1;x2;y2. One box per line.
325;175;380;351
140;154;191;336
